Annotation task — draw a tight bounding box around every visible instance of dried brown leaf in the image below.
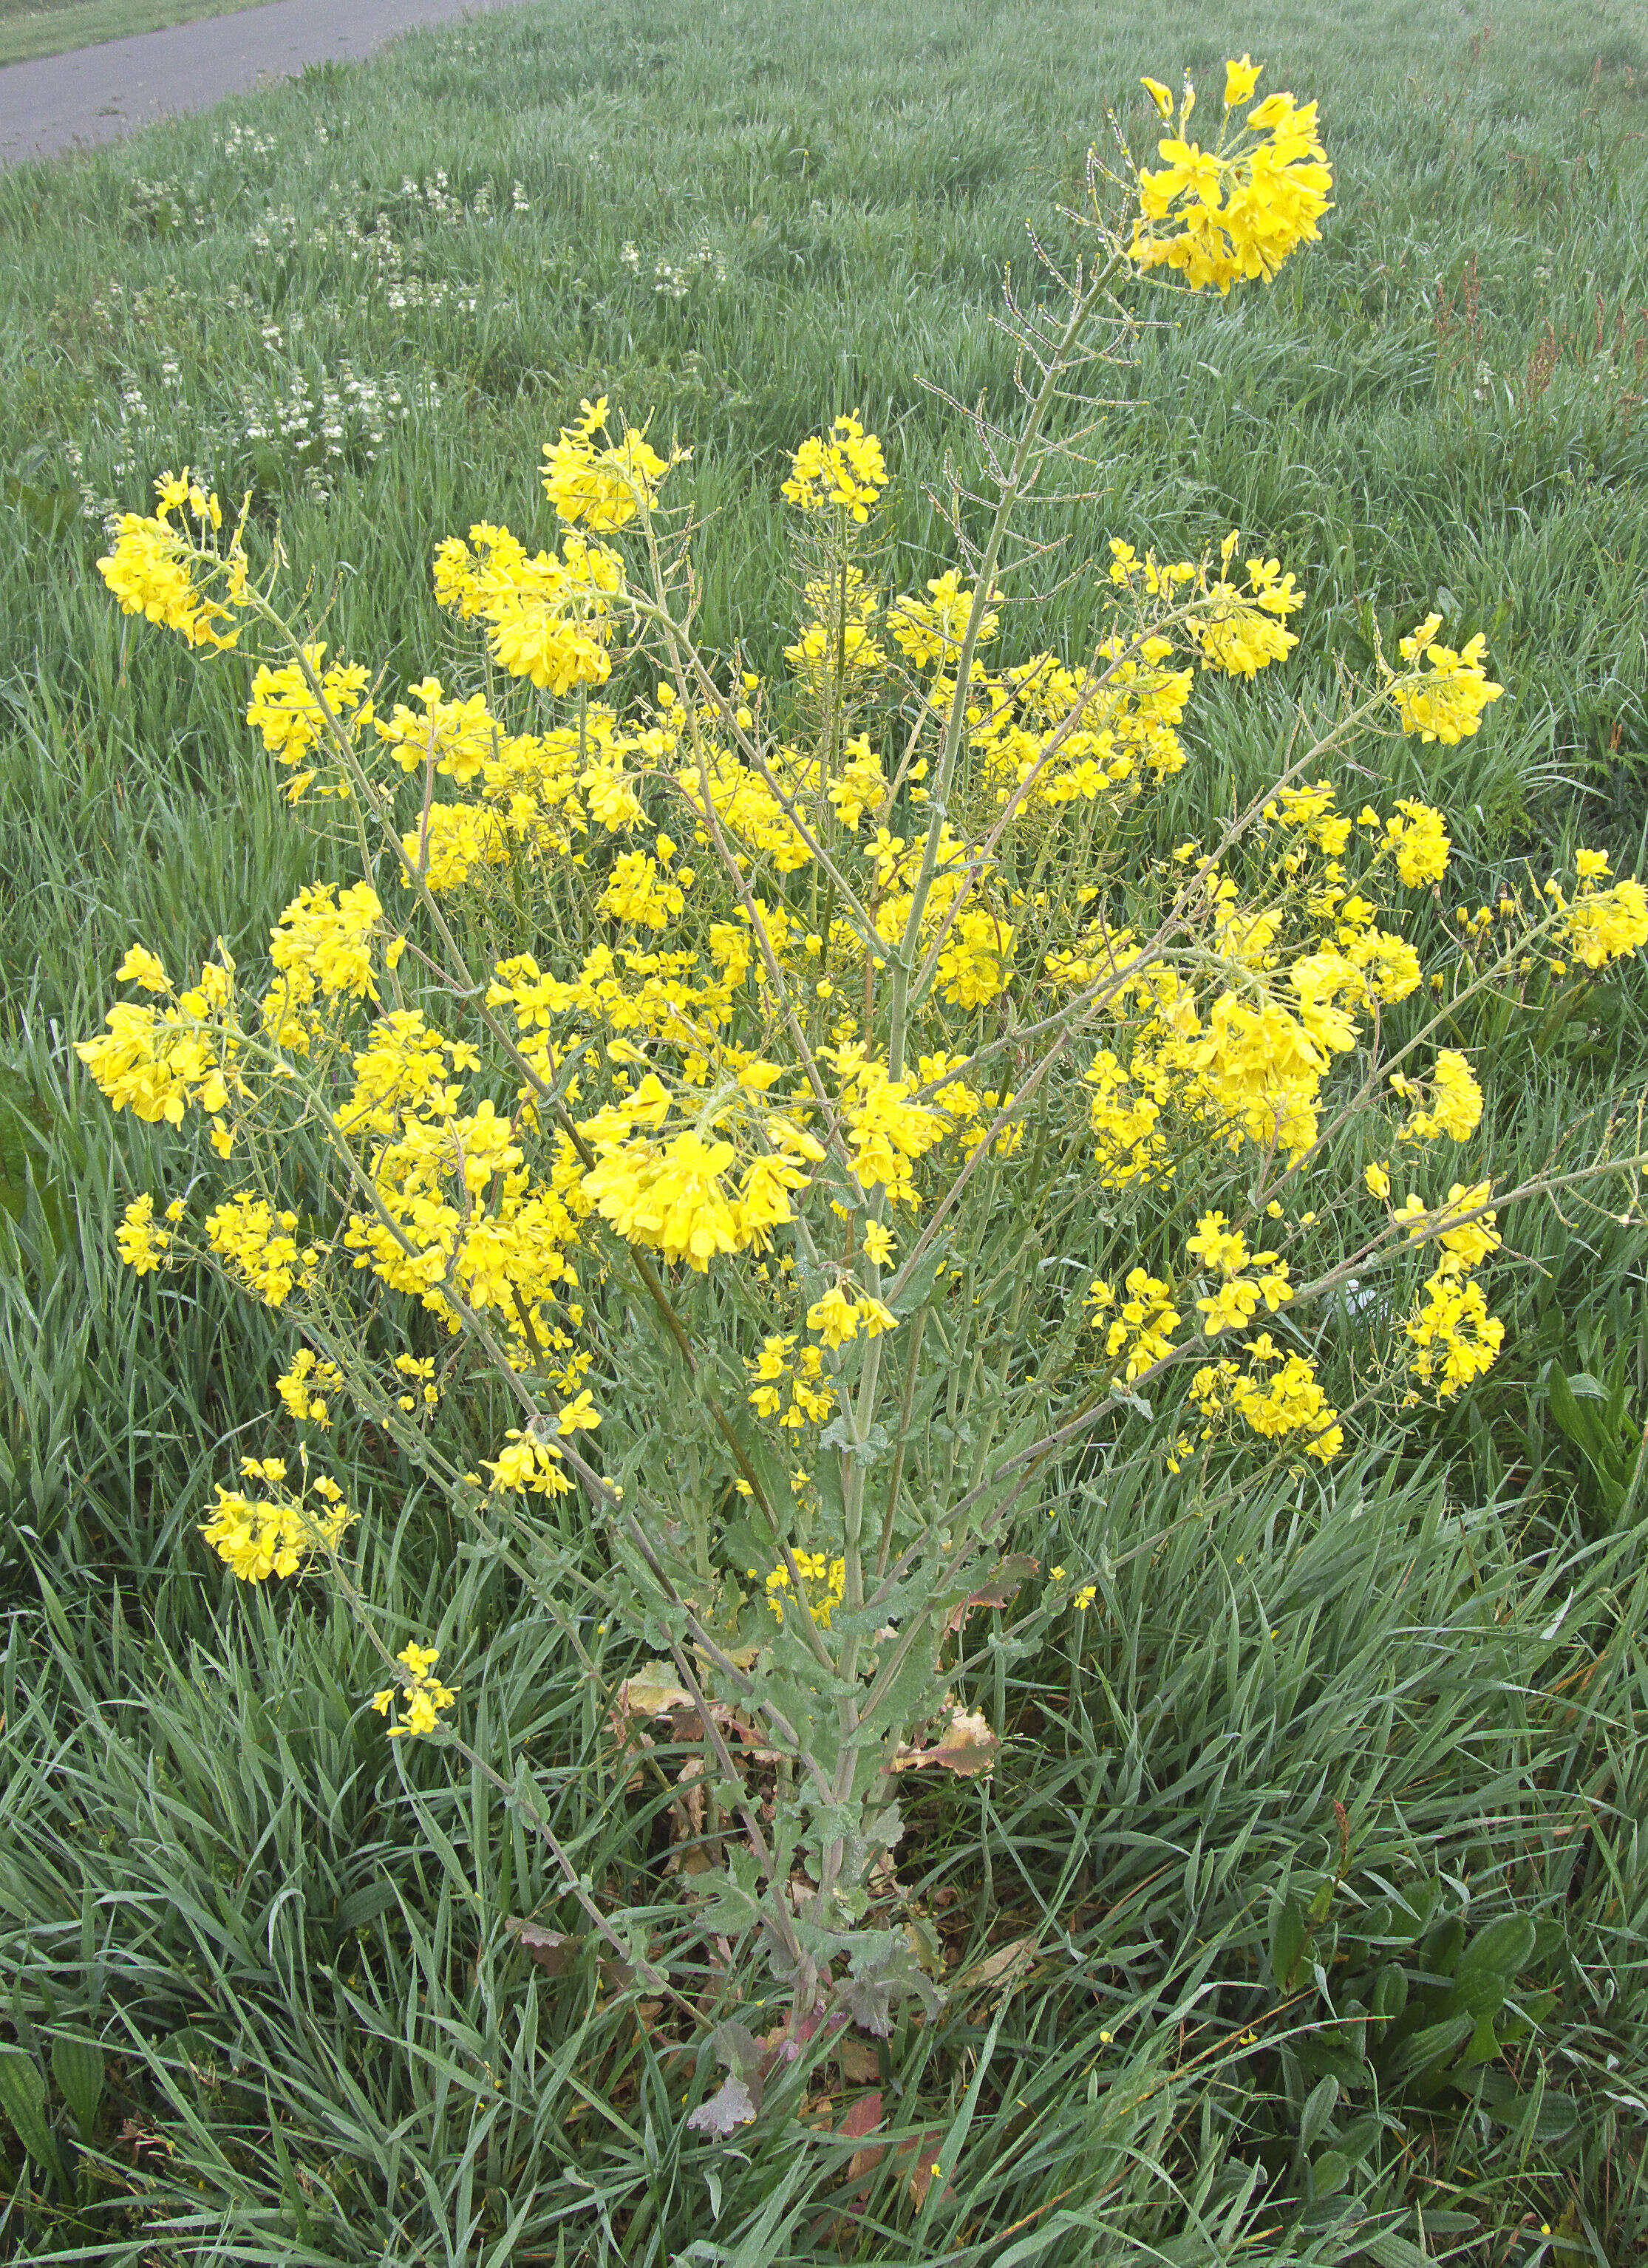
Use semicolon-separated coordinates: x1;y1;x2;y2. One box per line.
502;1918;573;1975
953;1932;1039;1997
841;2086;885;2178
943;1553;1041;1635
891;1706;999;1777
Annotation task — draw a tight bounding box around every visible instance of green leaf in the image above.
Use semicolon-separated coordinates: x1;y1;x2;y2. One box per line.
1372;1961;1409;2022
842;1932;942;2037
1270;1893;1307;1992
1382;2012;1473;2086
0;2045;67;2190
1298;2073;1338;2151
1457;2005;1503;2070
49;2035;104;2142
695;1848;766;1936
1307;2145;1352;2199
1361;2235;1431;2268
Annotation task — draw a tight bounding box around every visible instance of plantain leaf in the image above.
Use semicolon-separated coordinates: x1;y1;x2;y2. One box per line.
49;2035;104;2142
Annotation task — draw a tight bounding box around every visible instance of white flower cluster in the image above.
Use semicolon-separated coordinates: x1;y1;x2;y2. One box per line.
392;168;530;225
123;174;205;234
619;239;727;296
71;349;433;522
218;121;276;161
242;170;527;315
239;361;425;495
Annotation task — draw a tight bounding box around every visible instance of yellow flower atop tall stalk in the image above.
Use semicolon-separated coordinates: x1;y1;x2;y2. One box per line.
1131;60;1334;293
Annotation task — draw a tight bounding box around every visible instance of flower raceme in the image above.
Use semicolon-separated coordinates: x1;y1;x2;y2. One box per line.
540;395;682;530
98;470;251;650
200;1457;355;1581
1388;617;1505;746
433;521;627;695
1131;60;1334;294
370;1642;457;1739
780;412;889;520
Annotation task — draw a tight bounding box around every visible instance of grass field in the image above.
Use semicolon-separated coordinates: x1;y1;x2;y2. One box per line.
2;0;1648;2260
0;0;277;72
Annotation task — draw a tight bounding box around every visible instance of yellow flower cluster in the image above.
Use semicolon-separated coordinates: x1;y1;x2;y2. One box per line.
389;696;605;890
1181;536;1306;678
1404;1272;1505;1396
762;1550;847;1629
1190;1335;1344;1462
1086;1270;1182;1381
76;948;241;1151
116;1191;185;1275
98;470;248;651
200;1456;354;1581
1376;797;1454;888
1085;1218;1341;1461
967;630;1196;807
1390;1049;1483;1143
806;1282;897;1349
1389;619;1505;746
482;1393;600;1496
339;1096;583;1352
1561;856;1648;968
1392;1179;1503;1273
780;412;888;521
1185;1211;1293;1335
376;678;494;782
370;1641;457;1739
433;521;624;695
833;1057;953;1205
394;1352;443;1413
205;1191;323;1307
888;571;1001;670
541;395;678;530
1131;62;1333;294
247;647;373;801
747;1333;834;1427
1073;783;1470;1188
1366;1179;1506;1398
582;1123;814;1273
276;1347;344;1424
270;881;392;1009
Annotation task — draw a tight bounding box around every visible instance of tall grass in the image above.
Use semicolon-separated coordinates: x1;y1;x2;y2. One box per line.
1;1;1647;2258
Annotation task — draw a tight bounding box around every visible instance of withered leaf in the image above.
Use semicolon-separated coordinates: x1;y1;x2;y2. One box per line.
501;1918;573;1975
839;2088;883;2141
891;1706;999;1777
840;2086;885;2179
953;1932;1039;1996
685;2071;758;2136
611;1661;694;1727
943;1553;1041;1635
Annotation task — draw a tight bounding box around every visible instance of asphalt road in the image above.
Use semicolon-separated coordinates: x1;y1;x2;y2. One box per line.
1;0;537;166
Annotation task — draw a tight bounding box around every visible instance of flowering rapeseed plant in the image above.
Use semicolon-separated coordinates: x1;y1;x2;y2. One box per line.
79;58;1648;2062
